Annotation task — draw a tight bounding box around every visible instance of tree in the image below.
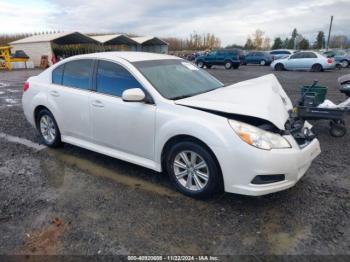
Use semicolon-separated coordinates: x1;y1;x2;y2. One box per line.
244;37;255;50
252;29;264;50
272;37;283;49
299;38;310;50
315;31;325;49
262;37;271;50
329;35;348;49
292;28;298;40
283;38;290;48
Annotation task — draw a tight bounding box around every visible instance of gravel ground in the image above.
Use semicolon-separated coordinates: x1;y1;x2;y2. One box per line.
0;66;349;257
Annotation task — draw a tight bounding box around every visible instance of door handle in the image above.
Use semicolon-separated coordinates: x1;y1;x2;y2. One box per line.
50;90;60;97
92;100;104;108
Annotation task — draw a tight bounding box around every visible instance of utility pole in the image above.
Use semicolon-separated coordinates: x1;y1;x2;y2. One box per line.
326;15;333;51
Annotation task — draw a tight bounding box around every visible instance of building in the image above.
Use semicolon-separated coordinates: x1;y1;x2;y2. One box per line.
10;32;169;67
10;32;97;67
131;36;168;53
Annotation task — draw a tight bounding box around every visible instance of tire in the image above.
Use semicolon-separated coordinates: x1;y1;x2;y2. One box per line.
260;60;266;66
329;121;347;137
165;141;223;199
311;64;323;72
224;61;232;69
36;109;62;148
275;63;284;71
340;60;349;68
196;60;205;68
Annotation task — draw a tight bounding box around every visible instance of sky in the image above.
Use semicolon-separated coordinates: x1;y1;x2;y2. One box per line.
0;0;349;46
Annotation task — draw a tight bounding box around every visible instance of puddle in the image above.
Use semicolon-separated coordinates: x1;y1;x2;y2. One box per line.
0;82;9;88
6;89;21;93
5;98;18;104
0;132;46;151
41;159;66;188
261;208;310;254
48;149;179;197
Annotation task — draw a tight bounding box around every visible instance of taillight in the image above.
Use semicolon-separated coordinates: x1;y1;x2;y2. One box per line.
327;58;333;64
23;82;29;92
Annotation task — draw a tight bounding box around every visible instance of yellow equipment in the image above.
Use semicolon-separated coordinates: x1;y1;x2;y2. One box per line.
0;46;30;70
0;46;12;70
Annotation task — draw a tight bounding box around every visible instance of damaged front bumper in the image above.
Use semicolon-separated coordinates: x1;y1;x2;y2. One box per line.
213;118;321;196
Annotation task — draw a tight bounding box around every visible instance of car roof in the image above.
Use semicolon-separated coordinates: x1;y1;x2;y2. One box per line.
64;51;181;62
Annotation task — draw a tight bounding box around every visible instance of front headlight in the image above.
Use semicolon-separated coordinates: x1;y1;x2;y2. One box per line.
228;119;291;150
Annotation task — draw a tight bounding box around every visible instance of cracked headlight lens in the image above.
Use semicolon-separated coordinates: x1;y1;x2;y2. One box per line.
228;119;291;150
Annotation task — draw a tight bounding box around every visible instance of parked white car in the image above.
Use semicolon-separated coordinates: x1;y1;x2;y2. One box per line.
22;52;321;198
271;51;336;72
270;49;296;60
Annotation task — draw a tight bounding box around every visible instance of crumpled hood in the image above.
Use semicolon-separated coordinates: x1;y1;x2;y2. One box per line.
175;74;293;130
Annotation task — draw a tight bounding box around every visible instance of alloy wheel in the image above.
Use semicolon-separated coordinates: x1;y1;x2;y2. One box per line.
40;115;56;144
173;150;209;191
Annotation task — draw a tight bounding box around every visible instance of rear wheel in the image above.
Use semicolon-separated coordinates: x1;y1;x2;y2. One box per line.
224;61;232;69
330;120;347;137
275;63;284;71
196;60;205;68
166;141;223;199
36;109;62;147
340;60;349;68
311;64;323;72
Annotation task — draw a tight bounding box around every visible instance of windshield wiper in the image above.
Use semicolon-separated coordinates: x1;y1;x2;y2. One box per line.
170;85;225;100
170;94;193;100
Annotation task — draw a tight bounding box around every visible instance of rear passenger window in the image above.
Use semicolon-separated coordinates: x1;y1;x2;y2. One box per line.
62;59;93;90
52;65;64;84
96;60;143;97
303;52;317;58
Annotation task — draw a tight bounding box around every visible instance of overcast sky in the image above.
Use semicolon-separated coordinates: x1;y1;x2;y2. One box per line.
1;0;349;45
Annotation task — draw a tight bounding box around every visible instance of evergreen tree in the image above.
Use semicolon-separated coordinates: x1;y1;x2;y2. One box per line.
272;37;283;49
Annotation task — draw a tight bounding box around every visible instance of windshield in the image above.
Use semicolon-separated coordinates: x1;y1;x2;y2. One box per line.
133;59;224;100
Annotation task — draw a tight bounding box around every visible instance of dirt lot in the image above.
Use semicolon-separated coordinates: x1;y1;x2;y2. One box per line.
0;65;349;257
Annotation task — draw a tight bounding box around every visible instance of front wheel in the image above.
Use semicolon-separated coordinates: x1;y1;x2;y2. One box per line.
330;121;347;137
340;60;349;68
166;141;223;199
196;61;205;68
275;63;284;71
224;61;232;69
36;109;62;147
260;60;266;66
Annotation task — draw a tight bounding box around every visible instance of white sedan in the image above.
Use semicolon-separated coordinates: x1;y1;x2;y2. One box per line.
271;51;336;72
22;52;321;198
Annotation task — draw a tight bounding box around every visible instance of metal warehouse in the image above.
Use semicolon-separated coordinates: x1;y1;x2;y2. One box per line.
10;32;169;67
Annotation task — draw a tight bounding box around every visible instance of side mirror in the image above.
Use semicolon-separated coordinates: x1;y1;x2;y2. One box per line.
122;88;146;102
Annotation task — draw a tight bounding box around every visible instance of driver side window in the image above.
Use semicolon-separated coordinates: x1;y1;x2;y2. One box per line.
96;60;143;97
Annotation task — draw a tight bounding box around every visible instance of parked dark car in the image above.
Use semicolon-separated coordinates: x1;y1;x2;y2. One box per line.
242;51;273;66
195;49;240;69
